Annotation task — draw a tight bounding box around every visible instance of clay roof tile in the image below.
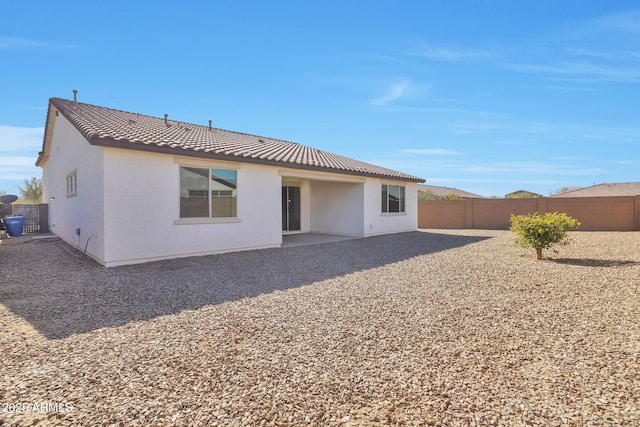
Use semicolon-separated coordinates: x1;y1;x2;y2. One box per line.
47;98;424;182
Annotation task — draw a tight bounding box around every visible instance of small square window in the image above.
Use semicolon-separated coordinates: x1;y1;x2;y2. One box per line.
382;184;405;213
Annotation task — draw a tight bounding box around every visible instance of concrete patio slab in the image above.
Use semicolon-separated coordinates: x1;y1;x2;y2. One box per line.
281;232;362;247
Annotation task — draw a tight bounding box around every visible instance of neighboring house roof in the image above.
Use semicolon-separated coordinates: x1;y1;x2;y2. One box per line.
37;98;424;183
504;189;543;198
418;184;484;199
552;182;640;197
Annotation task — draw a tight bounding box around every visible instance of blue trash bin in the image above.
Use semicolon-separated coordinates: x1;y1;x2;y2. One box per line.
4;215;25;237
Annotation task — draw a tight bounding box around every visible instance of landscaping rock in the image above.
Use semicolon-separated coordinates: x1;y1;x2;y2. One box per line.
0;230;638;425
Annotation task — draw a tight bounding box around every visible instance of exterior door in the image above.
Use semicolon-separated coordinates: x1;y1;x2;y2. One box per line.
282;186;301;231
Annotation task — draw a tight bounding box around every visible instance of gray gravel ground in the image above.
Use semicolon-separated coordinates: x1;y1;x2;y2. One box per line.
0;229;639;426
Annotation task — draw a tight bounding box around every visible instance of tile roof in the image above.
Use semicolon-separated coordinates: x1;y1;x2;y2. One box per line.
504;189;544;198
41;98;424;182
418;184;485;198
551;182;640;197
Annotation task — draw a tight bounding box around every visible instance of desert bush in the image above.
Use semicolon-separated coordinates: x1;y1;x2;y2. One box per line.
510;212;581;260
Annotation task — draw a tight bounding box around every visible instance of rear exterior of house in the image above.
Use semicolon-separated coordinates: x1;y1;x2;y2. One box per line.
37;98;424;267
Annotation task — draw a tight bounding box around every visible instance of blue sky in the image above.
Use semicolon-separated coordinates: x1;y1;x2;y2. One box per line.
1;0;638;197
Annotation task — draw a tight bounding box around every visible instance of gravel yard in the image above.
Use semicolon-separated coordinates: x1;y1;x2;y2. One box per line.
1;229;639;426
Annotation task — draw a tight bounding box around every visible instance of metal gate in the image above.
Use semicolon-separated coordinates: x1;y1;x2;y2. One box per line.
6;204;49;233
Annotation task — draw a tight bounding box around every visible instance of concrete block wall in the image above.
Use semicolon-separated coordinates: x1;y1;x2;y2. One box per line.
418;196;640;231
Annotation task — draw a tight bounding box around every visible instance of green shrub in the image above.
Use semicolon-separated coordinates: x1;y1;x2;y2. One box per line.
509;212;581;260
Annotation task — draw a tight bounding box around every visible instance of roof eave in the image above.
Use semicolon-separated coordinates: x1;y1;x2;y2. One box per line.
50;97;425;183
88;136;425;183
36;100;59;167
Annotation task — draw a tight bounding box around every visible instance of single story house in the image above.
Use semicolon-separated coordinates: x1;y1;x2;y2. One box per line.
504;190;544;198
36;97;425;267
418;184;485;199
551;182;640;197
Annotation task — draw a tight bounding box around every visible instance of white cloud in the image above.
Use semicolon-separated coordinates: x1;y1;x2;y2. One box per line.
0;36;77;50
447;122;509;135
0;156;40;182
607;159;637;165
370;79;430;107
370;80;411;106
506;61;640;82
435;114;640;143
461;161;605;176
0;126;43;153
0;126;43;189
563;47;622;61
401;148;460;155
0;37;42;48
494;140;536;146
593;9;640;35
505;9;640;83
406;42;495;62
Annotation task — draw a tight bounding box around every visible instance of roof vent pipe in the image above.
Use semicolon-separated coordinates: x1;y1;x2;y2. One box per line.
164;114;168;125
208;120;212;130
72;89;78;102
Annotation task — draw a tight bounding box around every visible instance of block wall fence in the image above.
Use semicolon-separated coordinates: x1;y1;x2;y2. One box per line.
418;196;640;231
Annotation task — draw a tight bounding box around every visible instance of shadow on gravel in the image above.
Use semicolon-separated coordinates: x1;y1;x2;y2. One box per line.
0;231;490;339
547;258;640;267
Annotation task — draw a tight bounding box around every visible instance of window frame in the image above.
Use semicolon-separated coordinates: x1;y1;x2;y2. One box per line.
66;170;77;197
176;162;241;224
381;184;406;214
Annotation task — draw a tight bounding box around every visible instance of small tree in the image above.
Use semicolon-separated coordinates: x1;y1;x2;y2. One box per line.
418;189;441;200
549;186;581;196
418;190;460;200
510;212;581;260
506;191;540;199
17;177;43;204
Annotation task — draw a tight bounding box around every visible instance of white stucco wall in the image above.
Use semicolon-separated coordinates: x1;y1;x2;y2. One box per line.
310;181;364;235
40;115;106;262
279;169;420;238
363;179;419;236
41;116;420;267
101;150;283;266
